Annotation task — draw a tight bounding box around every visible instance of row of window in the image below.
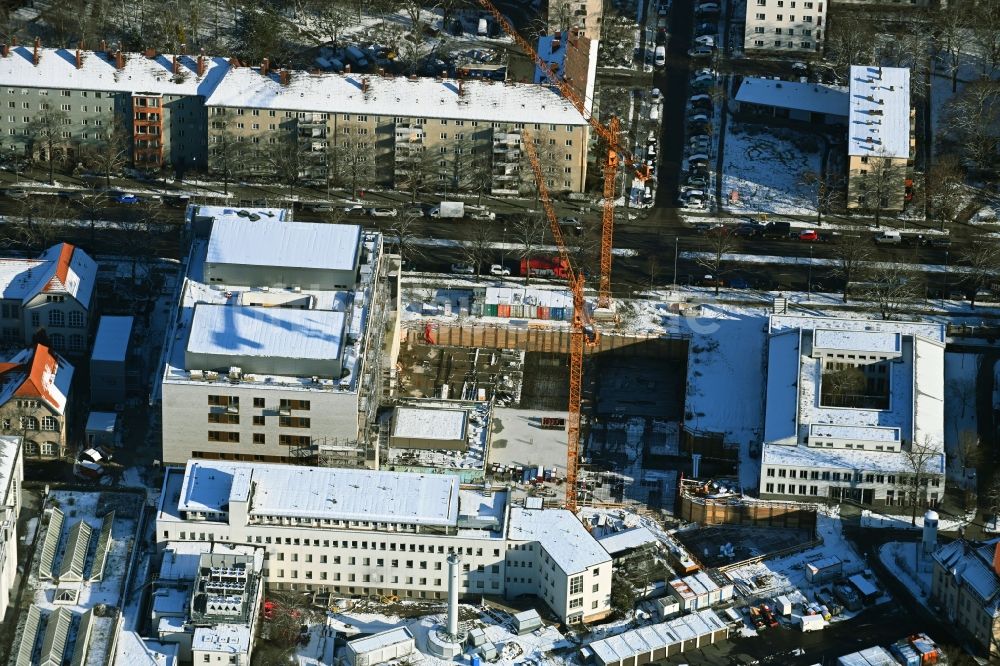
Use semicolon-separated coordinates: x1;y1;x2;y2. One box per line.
207;396;311;410
216;107;578;132
752;40;815;48
2;416;59;431
7;89;106;98
753;26;815;36
24;440;59;456
205;431;312;446
207;413;311;428
5;102;108;113
756;0;822;8
766;467;942;487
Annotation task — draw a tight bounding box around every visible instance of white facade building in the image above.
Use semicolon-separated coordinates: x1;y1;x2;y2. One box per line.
0;435;22;622
759;316;945;508
156;461;612;623
160;206;396;466
743;0;826;54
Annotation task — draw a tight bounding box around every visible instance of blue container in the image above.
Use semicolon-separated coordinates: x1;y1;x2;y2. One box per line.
472;657;482;666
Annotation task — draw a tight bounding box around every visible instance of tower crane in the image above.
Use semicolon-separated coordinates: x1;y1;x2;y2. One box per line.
477;0;651;309
522;131;595;513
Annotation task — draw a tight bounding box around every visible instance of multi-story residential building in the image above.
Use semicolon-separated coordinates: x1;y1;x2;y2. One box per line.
156;461;613;624
931;538;1000;659
0;435;23;622
0;43;229;171
0;344;73;459
160;206;396;466
203;65;590;195
743;0;826;53
758;315;946;508
0;242;97;355
846;66;914;211
547;0;603;41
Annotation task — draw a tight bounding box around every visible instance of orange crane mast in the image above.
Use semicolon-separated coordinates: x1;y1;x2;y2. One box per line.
522;131;596;513
477;0;650;309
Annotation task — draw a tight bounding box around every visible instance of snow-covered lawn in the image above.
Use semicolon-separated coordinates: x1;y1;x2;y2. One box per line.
721;125;823;217
861;508;976;533
878;541;933;607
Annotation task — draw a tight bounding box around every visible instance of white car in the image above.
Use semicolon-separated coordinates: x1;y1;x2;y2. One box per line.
489;264;511;276
687;45;714;58
696;2;720;13
651;87;662;101
368;207;397;217
691;67;716;79
694;35;715;47
450;263;475;275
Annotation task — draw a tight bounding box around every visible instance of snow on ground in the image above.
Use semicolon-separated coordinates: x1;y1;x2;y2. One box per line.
721;125;823;217
879;541;934;606
724;510;867;600
862;508;975;533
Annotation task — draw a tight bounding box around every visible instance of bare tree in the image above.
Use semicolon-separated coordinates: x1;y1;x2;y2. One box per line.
695;229;738;295
932;4;965;94
74;183;109;243
328;141;374;200
800;170;844;226
453;142;494;205
264;133;304;200
830;233;872;303
959;241;1000;308
27;108;70;185
13;196;72;251
461;220;494;280
861;264;921;319
956;430;981;483
969;1;1000;77
924;155;965;231
305;0;355;43
899;436;943;525
854;151;908;227
825;12;878;79
85;119;130;190
509;214;547;285
396;148;439;203
943;80;1000;172
208;127;251;196
386;213;425;267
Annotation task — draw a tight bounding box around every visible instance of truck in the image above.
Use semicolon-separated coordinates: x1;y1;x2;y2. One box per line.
520;257;570;279
798;614;826;632
344;46;369;69
429;201;465;218
761;221;791;239
874;230;902;245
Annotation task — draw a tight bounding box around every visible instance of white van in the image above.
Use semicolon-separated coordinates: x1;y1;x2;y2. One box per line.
650;105;660;121
654;46;666;66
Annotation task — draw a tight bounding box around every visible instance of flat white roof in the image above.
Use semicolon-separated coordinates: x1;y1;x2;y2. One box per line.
508;507;610;574
0;47;230;96
177;461;461;527
596;527;659;556
346;627;414;655
85;411;117;433
809;424;900;442
484;286;574;309
588;610;726;662
206;67;587;126
186;304;345;362
113;633;179;666
206;218;361;273
848;65;910;158
392;407;468;441
812;329;900;354
190;205;289;224
769;314;945;343
762;442;945;475
191;624;251;654
735;77;849;116
92;316;133;362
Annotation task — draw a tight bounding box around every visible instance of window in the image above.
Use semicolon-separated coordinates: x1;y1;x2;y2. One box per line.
755;39;765;46
766;483;774;492
775;27;782;34
755;12;765;18
569;575;583;595
253;415;265;426
253;397;265;408
68;335;84;352
787;28;794;35
208;413;239;424
569;598;583;608
47;310;64;327
49;333;64;349
755;26;765;32
804;14;812;21
776;14;783;19
20;416;38;430
70;308;87;327
208;431;240;442
39;415;58;431
801;40;813;48
280;416;311;428
279;399;310;411
279;434;311;447
208;395;238;407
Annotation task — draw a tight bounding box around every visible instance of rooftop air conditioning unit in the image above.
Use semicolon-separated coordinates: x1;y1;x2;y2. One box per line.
205;371;219;381
189;370;204;381
292;286;302;293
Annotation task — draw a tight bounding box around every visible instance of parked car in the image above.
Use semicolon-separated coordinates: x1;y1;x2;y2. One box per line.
874;230;902;245
115;193;140;204
368;207;397;217
692;67;716;79
696;3;720;14
343;204;366;215
489;264;511;276
450;263;475;275
919;235;952;248
694;35;716;47
307;202;336;212
687;45;714;58
798;229;820;242
695;22;716;36
690;93;713;108
690;78;716;91
689;133;710;145
733;224;759;239
686;175;709;188
688;153;709;166
4;188;28;200
651;87;662;102
792;61;809;73
402;204;425;217
730;277;752;289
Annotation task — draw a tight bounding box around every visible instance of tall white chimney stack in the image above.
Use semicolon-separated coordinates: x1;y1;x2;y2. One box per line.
447;552;461;636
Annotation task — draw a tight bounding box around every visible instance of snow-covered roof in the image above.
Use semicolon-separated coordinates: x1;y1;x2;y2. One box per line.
206;66;588;126
0;344;74;414
735;77;849;116
484;286;574;308
0;47;230;96
206;218;361;273
392;406;468;441
535;30;599;115
346;627;414;655
588;610;727;663
0;436;20;502
763;329;800;445
186;303;346;363
848;65;911;158
113;633;179;666
508;507;610;574
85;411;117;433
769;315;944;342
812;329;900;355
189;205;288;224
191;624;250;654
177;461;461;527
762;441;945;475
596;526;659;556
0;244;97;308
91;316;133;363
808;424;900;443
933;539;1000;611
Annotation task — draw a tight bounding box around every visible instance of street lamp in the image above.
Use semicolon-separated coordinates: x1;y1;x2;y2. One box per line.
807;246;814;298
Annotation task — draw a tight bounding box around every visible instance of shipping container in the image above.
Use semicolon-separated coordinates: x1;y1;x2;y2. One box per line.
537;306;549;320
497;304;511;318
484;303;498;317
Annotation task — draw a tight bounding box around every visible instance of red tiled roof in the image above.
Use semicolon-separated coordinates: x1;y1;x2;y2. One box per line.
43;243;75;293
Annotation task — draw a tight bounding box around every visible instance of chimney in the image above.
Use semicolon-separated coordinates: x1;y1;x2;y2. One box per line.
172;54;179;75
75;48;82;69
115;49;124;70
197;53;205;77
378;67;385;76
261;58;269;76
180;42;187;55
345;64;351;74
1;44;9;58
458;78;464;96
32;37;40;66
145;47;156;58
993;542;1000;578
228;56;240;68
362;77;368;93
279;69;290;86
11;36;17;47
99;39;106;52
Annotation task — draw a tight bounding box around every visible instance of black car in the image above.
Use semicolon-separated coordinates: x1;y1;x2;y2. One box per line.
733;224;760;238
920;235;952;248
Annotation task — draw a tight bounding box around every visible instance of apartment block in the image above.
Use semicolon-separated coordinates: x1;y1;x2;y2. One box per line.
156;461;613;624
846;66;914;211
744;0;826;53
160;206;396;466
203;65;590;195
0;43;228;172
547;0;603;41
0;344;74;459
931;538;1000;659
0;436;22;623
759;315;946;508
0;243;96;355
